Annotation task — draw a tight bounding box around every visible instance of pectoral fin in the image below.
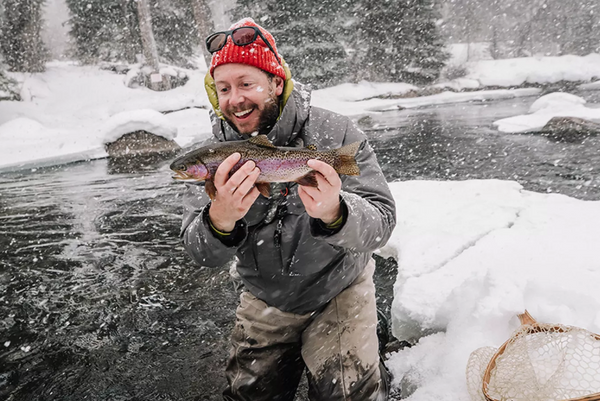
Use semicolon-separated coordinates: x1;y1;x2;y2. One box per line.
296;171;319;187
205;180;217;200
256;182;271;198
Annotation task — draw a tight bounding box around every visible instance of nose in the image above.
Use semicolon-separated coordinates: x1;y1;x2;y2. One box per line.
229;87;245;107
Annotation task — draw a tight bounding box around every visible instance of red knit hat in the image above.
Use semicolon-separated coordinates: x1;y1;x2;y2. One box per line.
209;18;286;80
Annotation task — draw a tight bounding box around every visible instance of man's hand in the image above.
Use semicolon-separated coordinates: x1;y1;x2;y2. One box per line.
298;159;342;224
208;152;261;232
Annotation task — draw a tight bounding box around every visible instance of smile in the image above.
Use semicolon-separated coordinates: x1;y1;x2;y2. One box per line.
234;108;253;118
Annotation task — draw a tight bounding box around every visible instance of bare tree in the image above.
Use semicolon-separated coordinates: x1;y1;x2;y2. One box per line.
136;0;171;90
191;0;214;67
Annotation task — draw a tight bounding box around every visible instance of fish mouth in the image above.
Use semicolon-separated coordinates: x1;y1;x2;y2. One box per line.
172;171;193;180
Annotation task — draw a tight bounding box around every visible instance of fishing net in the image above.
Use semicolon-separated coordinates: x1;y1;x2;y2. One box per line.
466;311;600;401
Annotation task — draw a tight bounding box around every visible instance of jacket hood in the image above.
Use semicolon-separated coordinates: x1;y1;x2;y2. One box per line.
204;60;311;147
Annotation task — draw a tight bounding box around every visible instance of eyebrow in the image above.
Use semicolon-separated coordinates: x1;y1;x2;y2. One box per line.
215;74;255;85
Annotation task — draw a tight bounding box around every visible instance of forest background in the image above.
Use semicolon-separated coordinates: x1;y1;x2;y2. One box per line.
1;0;599;99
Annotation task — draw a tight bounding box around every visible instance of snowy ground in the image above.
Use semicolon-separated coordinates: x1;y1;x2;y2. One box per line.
2;54;600;172
494;91;600;133
379;179;600;400
1;54;600;400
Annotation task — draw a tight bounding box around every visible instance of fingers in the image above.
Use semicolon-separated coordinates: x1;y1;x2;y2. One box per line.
234;167;260;197
214;153;259;193
298;185;315;203
241;186;261;208
227;161;257;192
307;159;341;187
214;152;241;187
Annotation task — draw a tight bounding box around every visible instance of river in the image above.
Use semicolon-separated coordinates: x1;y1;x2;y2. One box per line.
1;92;599;400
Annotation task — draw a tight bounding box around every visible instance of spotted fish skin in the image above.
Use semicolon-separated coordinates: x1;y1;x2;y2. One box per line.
170;134;362;199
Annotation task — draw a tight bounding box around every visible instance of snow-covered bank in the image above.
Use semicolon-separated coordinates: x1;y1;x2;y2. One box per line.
494;92;600;133
380;179;600;400
0;62;210;171
2;55;600;401
464;53;600;88
2;55;600;171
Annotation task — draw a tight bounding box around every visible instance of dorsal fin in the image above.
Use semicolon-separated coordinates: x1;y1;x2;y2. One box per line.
248;135;276;148
305;144;318;151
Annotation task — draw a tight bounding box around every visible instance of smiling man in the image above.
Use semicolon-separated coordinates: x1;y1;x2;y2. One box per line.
179;18;396;401
214;63;283;136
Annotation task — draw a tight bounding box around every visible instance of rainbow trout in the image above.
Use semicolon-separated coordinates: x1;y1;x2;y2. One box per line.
170;135;362;199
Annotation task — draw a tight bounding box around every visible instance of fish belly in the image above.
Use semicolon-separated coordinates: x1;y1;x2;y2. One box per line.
255;157;312;183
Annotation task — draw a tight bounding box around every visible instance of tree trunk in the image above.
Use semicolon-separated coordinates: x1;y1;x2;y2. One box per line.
136;0;170;90
190;0;215;67
121;0;138;63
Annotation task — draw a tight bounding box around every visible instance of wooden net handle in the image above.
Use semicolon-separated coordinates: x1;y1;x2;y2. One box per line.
517;310;537;326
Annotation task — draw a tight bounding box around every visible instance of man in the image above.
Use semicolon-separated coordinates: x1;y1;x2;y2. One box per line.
180;17;396;401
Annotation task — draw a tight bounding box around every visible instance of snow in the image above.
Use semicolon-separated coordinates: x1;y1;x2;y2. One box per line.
494;92;600;133
2;55;600;171
0;61;210;171
464;54;600;87
379;179;600;401
101;109;177;144
2;54;600;400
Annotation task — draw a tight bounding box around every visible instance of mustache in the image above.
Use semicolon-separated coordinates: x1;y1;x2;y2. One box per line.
229;103;257;113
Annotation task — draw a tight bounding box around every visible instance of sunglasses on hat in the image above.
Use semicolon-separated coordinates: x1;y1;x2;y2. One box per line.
206;26;282;66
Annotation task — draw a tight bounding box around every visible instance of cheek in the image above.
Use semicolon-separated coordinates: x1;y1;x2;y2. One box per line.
218;98;229;112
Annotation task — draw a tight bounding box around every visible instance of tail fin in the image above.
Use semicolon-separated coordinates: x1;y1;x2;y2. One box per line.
334;140;362;176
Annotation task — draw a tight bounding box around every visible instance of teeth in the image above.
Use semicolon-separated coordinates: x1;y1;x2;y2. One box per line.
234;109;253;117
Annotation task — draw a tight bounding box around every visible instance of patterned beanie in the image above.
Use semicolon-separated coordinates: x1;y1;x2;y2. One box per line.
209;18;286;80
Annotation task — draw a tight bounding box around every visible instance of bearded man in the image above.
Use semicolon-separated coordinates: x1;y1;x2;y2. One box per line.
179;17;396;401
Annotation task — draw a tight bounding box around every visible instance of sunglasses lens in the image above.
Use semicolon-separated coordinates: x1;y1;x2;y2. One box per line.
207;33;227;53
232;27;257;46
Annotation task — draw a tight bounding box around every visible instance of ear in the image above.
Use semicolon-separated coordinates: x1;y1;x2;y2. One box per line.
273;76;284;97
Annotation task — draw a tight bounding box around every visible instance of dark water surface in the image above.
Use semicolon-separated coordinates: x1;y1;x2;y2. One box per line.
1;92;599;400
0;161;240;400
365;90;600;200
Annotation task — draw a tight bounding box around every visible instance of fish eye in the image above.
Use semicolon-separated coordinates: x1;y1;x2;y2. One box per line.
176;163;187;171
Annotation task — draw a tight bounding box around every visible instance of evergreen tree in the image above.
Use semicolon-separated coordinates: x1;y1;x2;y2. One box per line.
66;0;198;66
150;0;198;66
352;0;448;85
351;0;407;82
66;0;140;63
401;0;448;84
0;0;47;72
0;70;21;101
232;0;352;88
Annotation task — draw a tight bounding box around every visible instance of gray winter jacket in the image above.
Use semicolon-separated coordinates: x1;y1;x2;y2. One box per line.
180;82;396;315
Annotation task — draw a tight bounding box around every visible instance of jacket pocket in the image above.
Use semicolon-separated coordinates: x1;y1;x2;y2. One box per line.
278;214;343;276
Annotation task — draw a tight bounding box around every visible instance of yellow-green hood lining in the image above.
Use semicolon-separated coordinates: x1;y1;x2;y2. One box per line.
204;60;294;121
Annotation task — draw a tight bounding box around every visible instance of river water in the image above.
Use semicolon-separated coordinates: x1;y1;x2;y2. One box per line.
1;92;599;400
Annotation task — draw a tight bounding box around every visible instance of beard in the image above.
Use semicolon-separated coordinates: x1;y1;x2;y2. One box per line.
224;91;280;136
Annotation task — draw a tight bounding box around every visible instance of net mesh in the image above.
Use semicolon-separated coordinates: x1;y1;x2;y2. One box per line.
467;346;497;401
466;318;600;401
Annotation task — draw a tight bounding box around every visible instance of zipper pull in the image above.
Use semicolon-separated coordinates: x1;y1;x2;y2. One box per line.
274;218;283;248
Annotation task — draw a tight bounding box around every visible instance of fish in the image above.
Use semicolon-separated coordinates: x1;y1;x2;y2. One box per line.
170;134;362;200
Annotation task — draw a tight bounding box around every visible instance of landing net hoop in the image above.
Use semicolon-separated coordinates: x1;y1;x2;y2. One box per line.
467;310;600;401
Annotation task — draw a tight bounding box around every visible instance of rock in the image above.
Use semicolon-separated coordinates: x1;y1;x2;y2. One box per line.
539;116;600;142
105;130;181;158
357;115;376;128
